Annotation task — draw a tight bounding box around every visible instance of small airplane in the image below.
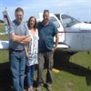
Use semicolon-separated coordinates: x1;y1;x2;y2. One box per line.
0;10;91;53
48;13;91;52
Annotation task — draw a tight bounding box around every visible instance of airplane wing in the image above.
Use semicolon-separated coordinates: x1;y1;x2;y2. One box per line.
0;32;8;35
0;41;69;50
0;40;9;50
57;44;69;49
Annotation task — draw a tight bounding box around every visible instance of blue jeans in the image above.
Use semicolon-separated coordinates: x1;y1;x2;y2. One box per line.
9;50;26;91
26;65;35;87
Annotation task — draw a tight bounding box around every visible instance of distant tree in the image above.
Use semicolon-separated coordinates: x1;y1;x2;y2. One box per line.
89;21;91;24
0;20;4;23
84;21;88;23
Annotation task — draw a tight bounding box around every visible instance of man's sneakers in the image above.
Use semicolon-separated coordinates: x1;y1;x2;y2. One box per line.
36;83;52;91
47;84;52;91
36;84;43;91
27;86;33;91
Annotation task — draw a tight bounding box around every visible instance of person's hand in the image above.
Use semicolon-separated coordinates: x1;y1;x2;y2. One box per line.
24;35;31;43
52;48;55;53
26;36;31;41
53;47;57;53
26;53;29;60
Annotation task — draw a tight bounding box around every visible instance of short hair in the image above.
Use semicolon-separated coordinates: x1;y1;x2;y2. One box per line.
27;16;37;29
43;10;49;14
15;7;24;14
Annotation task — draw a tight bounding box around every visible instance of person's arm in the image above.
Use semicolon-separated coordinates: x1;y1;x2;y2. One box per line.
10;32;31;44
24;44;29;59
10;32;25;42
52;23;59;50
54;32;59;49
20;35;31;44
9;22;31;44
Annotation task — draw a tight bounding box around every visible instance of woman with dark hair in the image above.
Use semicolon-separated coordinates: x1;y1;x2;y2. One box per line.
25;16;39;91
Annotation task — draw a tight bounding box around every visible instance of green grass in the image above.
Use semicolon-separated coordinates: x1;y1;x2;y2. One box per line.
0;25;91;91
0;24;9;63
0;23;5;32
0;23;8;40
0;35;8;40
0;50;9;63
71;52;91;68
36;52;91;91
1;51;91;91
53;55;87;91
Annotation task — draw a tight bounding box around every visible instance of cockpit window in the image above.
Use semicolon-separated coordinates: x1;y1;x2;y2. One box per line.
49;17;60;28
61;14;80;28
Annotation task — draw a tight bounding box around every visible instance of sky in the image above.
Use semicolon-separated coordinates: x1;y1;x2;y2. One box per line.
0;0;91;22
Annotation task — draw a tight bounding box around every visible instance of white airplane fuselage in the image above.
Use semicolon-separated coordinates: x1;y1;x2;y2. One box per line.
0;13;91;52
48;14;91;52
64;23;91;51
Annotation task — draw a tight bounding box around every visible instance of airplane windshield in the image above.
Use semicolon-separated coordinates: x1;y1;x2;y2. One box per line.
49;17;60;28
61;14;81;28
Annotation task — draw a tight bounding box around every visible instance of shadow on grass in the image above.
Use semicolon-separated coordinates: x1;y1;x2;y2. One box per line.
0;62;37;91
53;49;91;90
0;62;11;91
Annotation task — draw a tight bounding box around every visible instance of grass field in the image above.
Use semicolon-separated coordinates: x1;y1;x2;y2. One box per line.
0;23;5;32
0;25;91;91
0;24;8;63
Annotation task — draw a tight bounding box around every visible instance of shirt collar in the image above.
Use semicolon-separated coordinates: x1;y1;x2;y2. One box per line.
42;21;49;27
14;19;23;25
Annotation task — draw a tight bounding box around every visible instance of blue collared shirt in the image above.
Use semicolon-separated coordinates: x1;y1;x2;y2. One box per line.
37;21;58;52
9;20;29;50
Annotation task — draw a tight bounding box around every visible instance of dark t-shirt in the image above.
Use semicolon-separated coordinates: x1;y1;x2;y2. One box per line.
37;22;58;52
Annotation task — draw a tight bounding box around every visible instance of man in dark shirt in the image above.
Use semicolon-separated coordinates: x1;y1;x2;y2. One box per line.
37;10;58;91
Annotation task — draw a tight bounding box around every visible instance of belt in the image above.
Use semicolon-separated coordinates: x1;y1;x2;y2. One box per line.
10;49;25;52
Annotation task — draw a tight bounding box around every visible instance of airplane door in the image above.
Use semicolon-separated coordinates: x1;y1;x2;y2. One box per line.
61;14;85;51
